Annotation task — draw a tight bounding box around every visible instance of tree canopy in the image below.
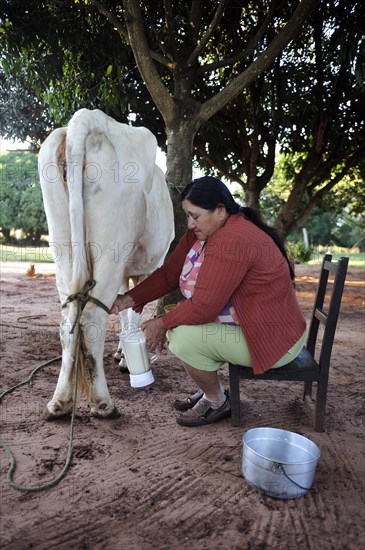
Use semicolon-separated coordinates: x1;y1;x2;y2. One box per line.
1;0;363;241
195;0;365;235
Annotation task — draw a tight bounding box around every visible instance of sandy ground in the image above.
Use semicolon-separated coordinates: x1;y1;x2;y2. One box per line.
0;260;364;550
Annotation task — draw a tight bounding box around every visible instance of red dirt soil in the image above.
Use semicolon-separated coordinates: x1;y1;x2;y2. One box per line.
0;261;364;550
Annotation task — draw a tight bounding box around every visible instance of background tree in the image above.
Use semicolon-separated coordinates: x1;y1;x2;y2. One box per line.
0;151;48;242
259;156;365;250
195;0;365;237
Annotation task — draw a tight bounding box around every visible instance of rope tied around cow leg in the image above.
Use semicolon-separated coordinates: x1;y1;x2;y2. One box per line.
0;278;111;493
62;279;110;334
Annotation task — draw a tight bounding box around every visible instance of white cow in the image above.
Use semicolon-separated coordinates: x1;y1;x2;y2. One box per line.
38;109;174;419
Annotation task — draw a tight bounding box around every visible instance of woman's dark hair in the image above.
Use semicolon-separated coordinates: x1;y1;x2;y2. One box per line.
181;176;241;214
181;176;294;279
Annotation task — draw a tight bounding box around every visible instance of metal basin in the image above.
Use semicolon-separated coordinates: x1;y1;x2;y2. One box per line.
242;427;321;499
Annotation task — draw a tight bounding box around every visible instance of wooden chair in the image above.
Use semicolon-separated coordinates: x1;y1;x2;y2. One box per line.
228;254;349;432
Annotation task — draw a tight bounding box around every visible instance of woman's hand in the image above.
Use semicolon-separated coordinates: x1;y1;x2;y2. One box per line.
109;293;135;315
140;317;167;353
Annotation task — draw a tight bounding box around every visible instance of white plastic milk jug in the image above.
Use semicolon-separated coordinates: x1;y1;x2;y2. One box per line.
118;329;157;388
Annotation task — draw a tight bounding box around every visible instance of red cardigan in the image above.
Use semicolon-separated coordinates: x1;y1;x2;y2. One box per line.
129;214;306;374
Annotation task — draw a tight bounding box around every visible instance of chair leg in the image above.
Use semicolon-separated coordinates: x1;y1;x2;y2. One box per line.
303;381;313;400
229;365;241;426
303;380;327;432
313;378;328;432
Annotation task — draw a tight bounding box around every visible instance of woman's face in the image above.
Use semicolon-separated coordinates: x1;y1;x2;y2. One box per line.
182;199;229;240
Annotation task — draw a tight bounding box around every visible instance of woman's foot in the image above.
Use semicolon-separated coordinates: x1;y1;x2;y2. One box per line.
176;390;231;427
173;389;204;411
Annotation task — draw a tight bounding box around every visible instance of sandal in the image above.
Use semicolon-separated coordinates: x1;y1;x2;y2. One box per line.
176;390;231;427
173;389;204;412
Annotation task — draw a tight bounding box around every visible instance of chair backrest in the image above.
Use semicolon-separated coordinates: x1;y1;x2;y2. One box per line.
306;254;349;373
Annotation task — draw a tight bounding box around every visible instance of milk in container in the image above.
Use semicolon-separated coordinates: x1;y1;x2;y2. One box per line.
118;330;156;388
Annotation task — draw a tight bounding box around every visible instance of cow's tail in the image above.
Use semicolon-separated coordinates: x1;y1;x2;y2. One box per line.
74;347;88;402
66;113;91;292
65;114;101;401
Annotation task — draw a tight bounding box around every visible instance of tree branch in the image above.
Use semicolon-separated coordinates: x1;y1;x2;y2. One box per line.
310;148;364;194
187;0;228;67
90;0;174;69
89;0;128;39
287;148;364;231
195;143;244;185
256;135;276;190
190;0;204;32
199;0;319;123
122;0;175;119
197;1;277;75
147;12;175;65
164;0;177;61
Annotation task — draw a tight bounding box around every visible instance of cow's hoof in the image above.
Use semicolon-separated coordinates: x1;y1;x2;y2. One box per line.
117;355;128;372
90;403;120;419
42;402;72;421
118;362;129;373
114;351;122;363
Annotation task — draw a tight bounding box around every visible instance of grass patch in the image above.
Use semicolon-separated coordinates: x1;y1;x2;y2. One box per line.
1;244;364;269
308;247;365;269
0;244;54;263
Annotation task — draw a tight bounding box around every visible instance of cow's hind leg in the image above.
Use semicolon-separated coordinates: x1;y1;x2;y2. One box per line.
43;305;81;420
114;309;129;368
112;278;130;369
80;303;120;419
43;305;119;420
114;276;144;369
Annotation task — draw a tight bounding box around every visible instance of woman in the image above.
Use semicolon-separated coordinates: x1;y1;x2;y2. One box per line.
110;176;306;427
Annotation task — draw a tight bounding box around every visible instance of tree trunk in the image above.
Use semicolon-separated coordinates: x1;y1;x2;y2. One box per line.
1;228;11;241
274;177;308;238
245;184;261;212
165;118;198;244
156;116;200;311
